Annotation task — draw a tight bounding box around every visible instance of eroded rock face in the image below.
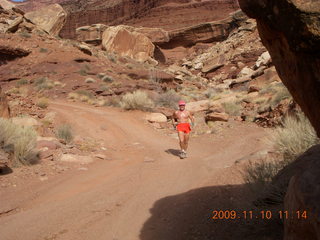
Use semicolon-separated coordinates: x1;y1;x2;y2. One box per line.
24;4;67;36
238;0;320;135
0;86;10;118
102;25;155;63
76;24;108;45
238;1;320;239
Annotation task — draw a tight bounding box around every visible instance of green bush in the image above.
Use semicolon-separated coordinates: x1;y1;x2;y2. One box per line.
0;118;38;166
34;77;53;90
120;90;154;111
102;75;114;83
56;124;74;143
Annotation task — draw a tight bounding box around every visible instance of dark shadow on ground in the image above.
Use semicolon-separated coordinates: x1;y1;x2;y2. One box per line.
0;166;13;175
140;184;283;240
165;149;181;157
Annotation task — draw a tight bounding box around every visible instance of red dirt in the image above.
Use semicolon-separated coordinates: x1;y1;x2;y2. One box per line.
0;100;270;240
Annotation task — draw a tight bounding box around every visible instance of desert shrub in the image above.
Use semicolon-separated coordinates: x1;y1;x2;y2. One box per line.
19;31;31;38
37;98;49;109
56;124;74;143
102;75;114;83
243;159;285;189
76;90;94;99
16;79;28;86
270;87;292;107
155;90;180;109
222;102;242;116
104;96;121;107
34;77;53;90
39;48;48;53
0;118;38;166
120;90;154;111
272;113;319;162
204;88;216;99
85;78;95;83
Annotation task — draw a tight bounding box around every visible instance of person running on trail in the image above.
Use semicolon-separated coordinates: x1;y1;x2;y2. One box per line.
172;100;195;159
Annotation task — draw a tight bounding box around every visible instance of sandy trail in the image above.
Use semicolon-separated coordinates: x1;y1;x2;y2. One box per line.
0;100;268;240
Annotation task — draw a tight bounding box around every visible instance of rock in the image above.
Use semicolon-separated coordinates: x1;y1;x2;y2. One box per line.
43;111;56;122
5;16;23;33
238;66;254;78
0;86;10;118
24;4;67;36
75;44;92;56
37;140;60;150
12;116;39;127
238;0;320;135
205;112;229;122
59;154;93;164
185;100;210;112
102;25;155;62
194;62;203;70
155;107;175;119
0;0;18;11
134;27;169;45
166;10;247;48
255;51;271;69
201;55;226;73
282;145;320;240
145;113;167;123
39;150;54;160
76;24;108;45
0;150;9;169
94;154;107;160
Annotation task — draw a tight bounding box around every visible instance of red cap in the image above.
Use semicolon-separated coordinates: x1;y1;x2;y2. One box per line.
178;100;186;106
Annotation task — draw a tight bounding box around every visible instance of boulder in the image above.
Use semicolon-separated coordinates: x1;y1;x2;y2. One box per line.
283;145;320;240
24;4;67;36
134;27;169;45
0;0;16;11
238;1;320;239
238;66;254;78
201;55;226;73
255;51;271;69
59;154;93;164
186;100;210;112
145;113;167;123
0;86;10;118
102;25;155;62
76;24;108;45
205;112;229;122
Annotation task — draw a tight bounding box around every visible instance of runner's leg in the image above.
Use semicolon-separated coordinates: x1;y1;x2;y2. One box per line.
184;133;190;151
178;131;185;152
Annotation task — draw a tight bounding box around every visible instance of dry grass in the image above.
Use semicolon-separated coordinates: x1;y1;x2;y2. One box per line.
222;102;242;116
34;77;53;91
155;90;180;109
37;98;49;109
271;112;319;161
56;124;74;144
0;118;38;166
120;90;154;111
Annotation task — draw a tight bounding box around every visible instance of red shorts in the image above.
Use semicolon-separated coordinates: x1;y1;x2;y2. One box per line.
177;123;191;134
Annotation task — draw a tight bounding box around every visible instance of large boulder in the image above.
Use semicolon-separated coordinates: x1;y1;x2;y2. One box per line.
24;4;67;36
102;25;155;63
0;86;10;118
76;24;108;45
284;145;320;240
238;1;320;239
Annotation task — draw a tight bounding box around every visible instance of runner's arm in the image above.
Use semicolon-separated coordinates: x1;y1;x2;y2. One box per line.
189;111;195;127
172;111;177;129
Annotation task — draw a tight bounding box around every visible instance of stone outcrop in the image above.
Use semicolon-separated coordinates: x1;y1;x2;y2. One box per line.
238;0;320;239
238;0;320;135
76;24;108;45
0;86;10;118
59;0;239;39
24;4;67;36
102;25;155;63
164;10;247;48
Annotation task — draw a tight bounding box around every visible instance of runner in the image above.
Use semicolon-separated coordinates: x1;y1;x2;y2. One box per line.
172;100;195;159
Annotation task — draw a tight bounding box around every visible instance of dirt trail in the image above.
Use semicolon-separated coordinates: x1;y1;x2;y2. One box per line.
0;100;268;240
